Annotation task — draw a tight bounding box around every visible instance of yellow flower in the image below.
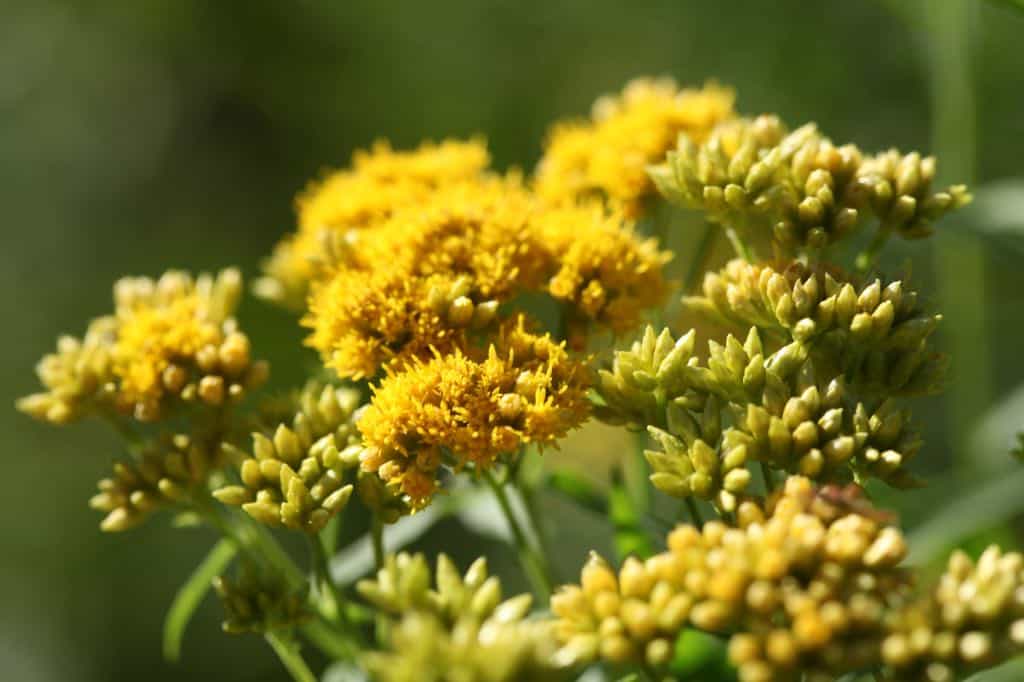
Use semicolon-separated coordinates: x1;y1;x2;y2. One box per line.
535;78;734;216
303;175;546;379
257;138;491;307
358;317;590;508
17;315;118;424
536;202;672;336
110;269;266;420
20;268;268;424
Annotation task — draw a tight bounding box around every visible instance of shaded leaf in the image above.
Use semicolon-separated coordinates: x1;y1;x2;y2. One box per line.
163;538;237;662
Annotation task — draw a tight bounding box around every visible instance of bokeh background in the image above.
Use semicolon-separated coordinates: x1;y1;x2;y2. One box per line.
4;1;1024;680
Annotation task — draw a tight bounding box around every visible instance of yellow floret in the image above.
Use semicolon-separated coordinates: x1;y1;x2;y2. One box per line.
535;78;735;216
358;317;590;508
258;138;491;307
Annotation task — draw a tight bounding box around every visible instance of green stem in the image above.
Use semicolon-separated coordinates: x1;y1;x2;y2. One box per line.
759;462;776;495
855;226;892;271
515;475;558;585
684;498;704;527
300;619;357;660
370;516;385;571
481;468;553;599
724;225;753;262
309;534;348;627
265;632;317;682
682;222;718;294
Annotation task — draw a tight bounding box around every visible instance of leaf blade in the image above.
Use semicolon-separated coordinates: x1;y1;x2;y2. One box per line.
162;538;237;662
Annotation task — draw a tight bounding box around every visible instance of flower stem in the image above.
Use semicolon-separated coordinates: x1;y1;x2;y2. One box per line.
684;497;704;527
370;515;385;571
265;631;317;682
724;225;753;262
760;462;776;495
481;468;553;600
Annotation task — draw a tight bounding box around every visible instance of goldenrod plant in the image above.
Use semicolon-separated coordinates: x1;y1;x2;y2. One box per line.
18;77;1024;682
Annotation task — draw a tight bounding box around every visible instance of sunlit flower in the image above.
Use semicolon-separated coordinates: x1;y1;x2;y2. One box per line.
536;202;672;336
357;317;590;507
257;138;491;307
536;78;734;216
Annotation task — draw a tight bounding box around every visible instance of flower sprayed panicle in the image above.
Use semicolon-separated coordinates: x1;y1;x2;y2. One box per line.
358;553;563;682
257;138;492;307
90;432;224;531
214;384;369;532
552;477;913;681
357;317;590;508
19;268;268;424
536;78;735;215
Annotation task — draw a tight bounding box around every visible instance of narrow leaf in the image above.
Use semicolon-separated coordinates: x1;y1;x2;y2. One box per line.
909;467;1024;564
163;538;237;661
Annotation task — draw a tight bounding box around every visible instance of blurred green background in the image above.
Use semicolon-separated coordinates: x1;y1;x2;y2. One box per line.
4;1;1024;680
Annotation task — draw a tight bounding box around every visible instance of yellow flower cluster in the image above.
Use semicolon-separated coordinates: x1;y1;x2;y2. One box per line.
536;78;735;216
537;202;672;338
357;317;590;508
257;139;491;307
19;269;267;423
303;175;543;379
552;477;912;681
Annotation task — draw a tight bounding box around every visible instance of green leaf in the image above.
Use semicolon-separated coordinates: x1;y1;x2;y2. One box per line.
670;628;733;679
162;538;237;662
610;468;654;560
987;0;1024;14
909;467;1024;564
548;471;608;515
953;179;1024;250
966;657;1024;680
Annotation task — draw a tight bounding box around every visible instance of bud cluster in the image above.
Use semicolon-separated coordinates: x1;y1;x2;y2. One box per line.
882;546;1024;681
214;384;367;532
688;259;945;396
358;553;563;682
214;569;310;635
90;433;223;532
551;477;913;681
649;115;970;251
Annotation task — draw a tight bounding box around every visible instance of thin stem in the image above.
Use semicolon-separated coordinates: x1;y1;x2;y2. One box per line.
370;515;385;571
760;462;776;495
516;475;558;585
481;468;553;600
682;222;718;294
300;619;357;661
684;497;704;527
265;632;317;682
854;225;892;271
724;225;753;262
309;534;347;627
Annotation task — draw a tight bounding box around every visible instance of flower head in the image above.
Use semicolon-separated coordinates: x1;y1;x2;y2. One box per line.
303;175;545;379
20;268;266;423
257;138;491;307
536;78;735;216
357;317;591;508
536;202;672;337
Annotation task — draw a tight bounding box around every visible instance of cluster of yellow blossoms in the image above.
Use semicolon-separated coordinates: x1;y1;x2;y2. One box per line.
19;268;267;423
19;75;1024;682
535;77;735;215
358;317;589;507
